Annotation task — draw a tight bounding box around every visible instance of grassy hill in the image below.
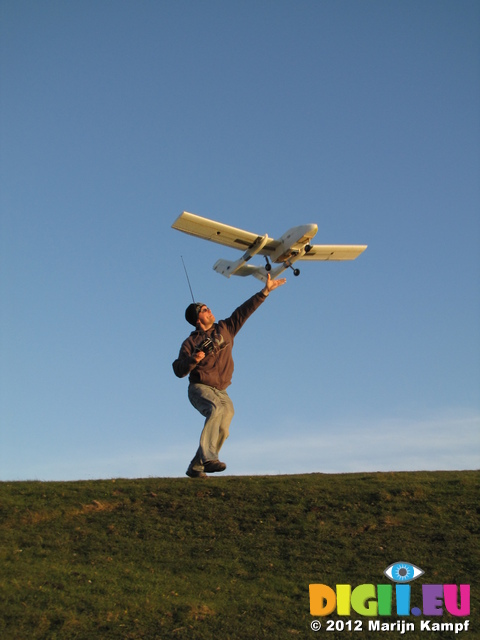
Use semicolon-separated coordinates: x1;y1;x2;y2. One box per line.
0;471;478;639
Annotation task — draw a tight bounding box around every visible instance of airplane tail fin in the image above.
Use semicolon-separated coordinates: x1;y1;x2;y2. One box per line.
213;259;268;281
213;259;238;278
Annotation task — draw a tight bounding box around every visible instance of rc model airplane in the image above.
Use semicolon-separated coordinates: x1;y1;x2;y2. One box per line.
172;211;367;282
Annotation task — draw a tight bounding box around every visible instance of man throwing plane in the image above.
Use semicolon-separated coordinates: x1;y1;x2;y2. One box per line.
172;274;286;478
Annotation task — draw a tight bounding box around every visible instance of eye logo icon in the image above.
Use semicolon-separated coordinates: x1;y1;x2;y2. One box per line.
384;562;424;583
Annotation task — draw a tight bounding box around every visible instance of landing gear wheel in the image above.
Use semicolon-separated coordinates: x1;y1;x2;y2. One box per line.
265;263;272;272
287;263;301;276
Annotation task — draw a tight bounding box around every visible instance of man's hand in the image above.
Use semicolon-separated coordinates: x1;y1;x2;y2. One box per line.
193;351;205;364
262;273;287;296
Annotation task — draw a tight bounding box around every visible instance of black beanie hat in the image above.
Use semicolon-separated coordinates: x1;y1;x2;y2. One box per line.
185;302;206;326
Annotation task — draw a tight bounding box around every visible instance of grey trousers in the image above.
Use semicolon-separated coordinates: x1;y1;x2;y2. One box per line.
187;383;235;471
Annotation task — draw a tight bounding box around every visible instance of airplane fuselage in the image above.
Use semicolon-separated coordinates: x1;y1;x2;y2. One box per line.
270;224;318;263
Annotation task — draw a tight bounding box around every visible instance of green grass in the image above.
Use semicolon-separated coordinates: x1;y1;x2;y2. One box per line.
0;471;478;639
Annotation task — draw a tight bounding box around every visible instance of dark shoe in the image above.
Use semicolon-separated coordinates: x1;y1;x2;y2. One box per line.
203;460;226;473
186;466;207;479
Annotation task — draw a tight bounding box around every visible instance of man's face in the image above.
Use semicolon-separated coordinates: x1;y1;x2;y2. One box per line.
197;305;215;328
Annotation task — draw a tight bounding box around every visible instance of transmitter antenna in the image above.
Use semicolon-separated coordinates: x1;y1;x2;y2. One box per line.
181;256;196;303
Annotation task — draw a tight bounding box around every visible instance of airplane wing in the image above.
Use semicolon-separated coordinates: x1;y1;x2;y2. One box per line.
299;244;367;261
172;211;279;254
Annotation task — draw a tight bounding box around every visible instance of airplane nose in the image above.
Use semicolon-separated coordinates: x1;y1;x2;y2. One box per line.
305;223;318;237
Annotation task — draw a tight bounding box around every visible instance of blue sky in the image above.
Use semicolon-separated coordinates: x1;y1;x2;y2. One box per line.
1;0;479;480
